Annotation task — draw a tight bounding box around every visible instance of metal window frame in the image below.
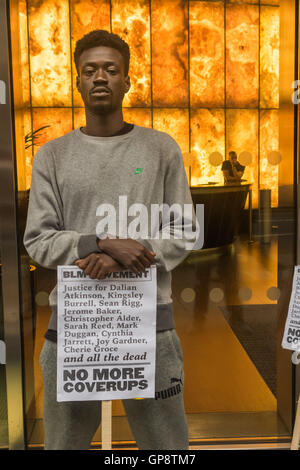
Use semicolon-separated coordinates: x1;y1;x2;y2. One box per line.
295;0;300;412
0;0;25;450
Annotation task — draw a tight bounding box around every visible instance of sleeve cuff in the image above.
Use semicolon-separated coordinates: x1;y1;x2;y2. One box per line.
77;234;101;259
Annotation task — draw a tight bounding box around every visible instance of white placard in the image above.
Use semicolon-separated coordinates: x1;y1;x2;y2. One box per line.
282;266;300;351
57;265;157;402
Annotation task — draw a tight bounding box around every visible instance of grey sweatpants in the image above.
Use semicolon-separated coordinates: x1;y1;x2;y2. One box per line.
39;329;189;450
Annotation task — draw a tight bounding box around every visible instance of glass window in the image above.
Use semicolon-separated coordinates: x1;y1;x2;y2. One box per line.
6;0;297;448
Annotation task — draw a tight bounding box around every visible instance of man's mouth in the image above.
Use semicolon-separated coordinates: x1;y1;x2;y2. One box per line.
90;88;110;97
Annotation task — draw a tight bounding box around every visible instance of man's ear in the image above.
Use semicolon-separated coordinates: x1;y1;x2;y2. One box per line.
124;76;131;94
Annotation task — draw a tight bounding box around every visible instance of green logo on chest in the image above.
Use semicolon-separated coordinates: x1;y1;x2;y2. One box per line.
134;168;143;174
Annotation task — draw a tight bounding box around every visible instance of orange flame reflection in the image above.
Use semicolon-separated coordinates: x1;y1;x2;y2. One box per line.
190;1;224;107
152;0;188;107
17;0;280;210
112;0;151;107
71;0;111;107
28;0;72;106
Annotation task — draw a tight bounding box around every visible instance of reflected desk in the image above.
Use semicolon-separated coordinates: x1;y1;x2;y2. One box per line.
190;183;251;250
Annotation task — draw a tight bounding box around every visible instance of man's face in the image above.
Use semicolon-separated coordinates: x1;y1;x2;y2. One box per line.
229;153;237;164
76;46;130;114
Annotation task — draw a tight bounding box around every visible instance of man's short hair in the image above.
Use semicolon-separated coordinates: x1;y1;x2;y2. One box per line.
229;151;237;159
74;30;130;76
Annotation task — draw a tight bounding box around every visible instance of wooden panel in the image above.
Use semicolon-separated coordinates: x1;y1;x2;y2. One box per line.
261;0;279;5
24;109;33;190
73;107;85;129
70;0;111;107
226;109;258;206
190;1;224;107
226;3;259;107
32;108;73;151
190;108;225;186
153;108;189;153
151;0;188;107
28;0;72;106
112;0;151;107
123;108;152;127
260;6;280;109
19;0;30;107
260;110;279;207
228;0;258;3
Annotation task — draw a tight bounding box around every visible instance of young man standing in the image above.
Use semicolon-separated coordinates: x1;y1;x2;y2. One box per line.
24;30;198;450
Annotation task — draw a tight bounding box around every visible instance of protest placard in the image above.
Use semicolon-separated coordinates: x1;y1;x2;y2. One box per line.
57;265;157;402
282;266;300;351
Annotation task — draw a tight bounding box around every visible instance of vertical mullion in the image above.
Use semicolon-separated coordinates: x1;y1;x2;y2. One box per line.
68;0;74;130
258;2;261;200
110;0;113;33
224;0;227;161
26;0;34;163
188;0;191;154
0;0;25;449
149;0;153;128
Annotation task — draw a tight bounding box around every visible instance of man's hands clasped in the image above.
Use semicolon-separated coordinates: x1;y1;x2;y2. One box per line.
97;238;156;274
75;238;156;279
75;252;126;280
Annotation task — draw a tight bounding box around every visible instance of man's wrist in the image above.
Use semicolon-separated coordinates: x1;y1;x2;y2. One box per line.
78;234;102;259
96;236;113;251
96;232;115;251
97;237;106;251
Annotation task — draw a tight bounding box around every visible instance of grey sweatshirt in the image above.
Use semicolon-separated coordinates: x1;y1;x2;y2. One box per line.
23;125;198;331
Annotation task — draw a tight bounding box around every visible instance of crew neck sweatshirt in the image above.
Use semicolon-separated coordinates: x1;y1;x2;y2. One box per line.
45;122;134;343
80;121;134;137
23;124;198;337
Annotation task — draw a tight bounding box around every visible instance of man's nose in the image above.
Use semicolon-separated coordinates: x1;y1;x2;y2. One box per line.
93;69;108;83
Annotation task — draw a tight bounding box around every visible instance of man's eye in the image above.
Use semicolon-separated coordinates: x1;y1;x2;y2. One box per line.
84;69;94;75
108;68;117;74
